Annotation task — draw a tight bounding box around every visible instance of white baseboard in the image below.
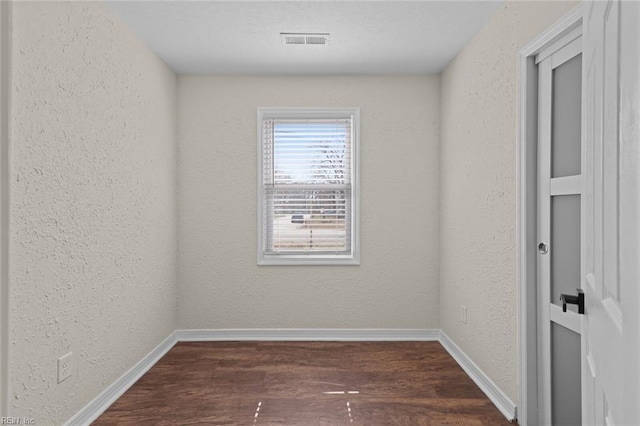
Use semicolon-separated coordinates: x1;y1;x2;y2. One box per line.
176;328;440;342
64;328;517;425
64;331;178;426
439;331;517;422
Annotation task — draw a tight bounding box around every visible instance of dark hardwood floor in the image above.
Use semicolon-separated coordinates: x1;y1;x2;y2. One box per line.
94;341;512;425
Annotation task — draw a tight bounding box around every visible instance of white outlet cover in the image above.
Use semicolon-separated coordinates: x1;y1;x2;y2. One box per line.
461;305;467;324
57;352;73;384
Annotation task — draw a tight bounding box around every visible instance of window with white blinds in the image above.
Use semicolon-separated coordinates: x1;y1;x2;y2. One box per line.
257;108;359;265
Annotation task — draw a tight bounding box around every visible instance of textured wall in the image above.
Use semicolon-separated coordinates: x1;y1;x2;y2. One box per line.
178;76;440;329
10;2;177;423
440;0;579;403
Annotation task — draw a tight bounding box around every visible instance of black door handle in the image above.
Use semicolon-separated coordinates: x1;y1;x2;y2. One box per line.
560;289;584;314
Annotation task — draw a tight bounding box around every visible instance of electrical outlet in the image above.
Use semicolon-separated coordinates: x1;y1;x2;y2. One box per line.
58;352;73;384
461;305;468;324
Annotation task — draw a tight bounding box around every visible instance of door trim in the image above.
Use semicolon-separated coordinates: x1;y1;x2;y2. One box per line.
516;5;583;425
0;0;11;417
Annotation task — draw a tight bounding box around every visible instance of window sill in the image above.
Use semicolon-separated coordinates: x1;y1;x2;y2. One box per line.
257;254;360;266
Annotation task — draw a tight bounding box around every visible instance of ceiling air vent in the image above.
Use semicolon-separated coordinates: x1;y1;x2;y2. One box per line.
280;33;330;46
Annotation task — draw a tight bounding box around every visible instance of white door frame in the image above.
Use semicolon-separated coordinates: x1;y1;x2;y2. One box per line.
516;5;583;426
0;0;11;418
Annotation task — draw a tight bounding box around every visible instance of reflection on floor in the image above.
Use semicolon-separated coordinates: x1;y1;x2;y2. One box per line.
94;341;511;425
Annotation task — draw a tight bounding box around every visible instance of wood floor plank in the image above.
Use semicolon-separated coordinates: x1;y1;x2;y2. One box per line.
94;341;512;425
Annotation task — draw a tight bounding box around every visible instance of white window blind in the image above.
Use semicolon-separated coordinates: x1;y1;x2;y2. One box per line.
259;109;358;264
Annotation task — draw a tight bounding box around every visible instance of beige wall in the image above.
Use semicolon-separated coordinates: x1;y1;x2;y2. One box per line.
10;2;178;422
178;76;440;330
440;0;579;403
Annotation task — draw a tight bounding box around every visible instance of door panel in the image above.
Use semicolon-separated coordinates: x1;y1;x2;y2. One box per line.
601;0;620;307
537;32;583;426
551;322;582;426
550;194;581;309
552;54;582;178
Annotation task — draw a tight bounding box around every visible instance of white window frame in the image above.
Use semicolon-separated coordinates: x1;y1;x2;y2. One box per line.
257;107;360;266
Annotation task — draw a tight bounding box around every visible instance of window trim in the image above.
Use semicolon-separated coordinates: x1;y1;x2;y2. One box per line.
257;107;360;266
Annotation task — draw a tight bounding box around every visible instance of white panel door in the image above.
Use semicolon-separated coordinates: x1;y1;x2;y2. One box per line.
582;0;639;424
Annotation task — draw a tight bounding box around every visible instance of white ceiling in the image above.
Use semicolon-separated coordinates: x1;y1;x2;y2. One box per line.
106;1;503;75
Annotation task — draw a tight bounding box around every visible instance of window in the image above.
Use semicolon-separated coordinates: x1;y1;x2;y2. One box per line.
258;108;360;265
